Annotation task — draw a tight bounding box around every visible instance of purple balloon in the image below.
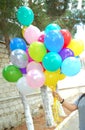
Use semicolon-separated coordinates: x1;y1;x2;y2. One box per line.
20;68;27;74
59;48;74;61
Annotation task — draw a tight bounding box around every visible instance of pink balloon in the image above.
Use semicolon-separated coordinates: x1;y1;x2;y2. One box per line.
38;34;45;43
26;69;45;88
23;25;41;44
27;61;43;72
28;54;34;62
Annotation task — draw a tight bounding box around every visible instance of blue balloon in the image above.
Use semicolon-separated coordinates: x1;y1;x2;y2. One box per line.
10;37;27;51
61;57;81;76
44;30;64;52
42;52;62;71
16;6;34;26
45;23;61;34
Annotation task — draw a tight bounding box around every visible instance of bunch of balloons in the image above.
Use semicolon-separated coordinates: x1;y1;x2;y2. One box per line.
2;6;84;92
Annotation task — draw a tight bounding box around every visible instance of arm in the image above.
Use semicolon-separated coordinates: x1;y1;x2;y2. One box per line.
52;91;78;112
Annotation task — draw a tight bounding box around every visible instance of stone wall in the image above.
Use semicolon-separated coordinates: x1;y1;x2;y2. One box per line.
0;43;44;130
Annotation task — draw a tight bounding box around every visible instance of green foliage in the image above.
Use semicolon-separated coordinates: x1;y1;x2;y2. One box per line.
1;0;85;43
0;0;28;39
45;0;85;35
29;1;51;31
53;7;85;35
45;0;69;16
0;0;51;42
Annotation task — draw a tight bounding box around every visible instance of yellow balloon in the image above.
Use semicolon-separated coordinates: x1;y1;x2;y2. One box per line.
58;73;66;80
56;68;61;74
56;69;66;80
22;26;27;37
67;39;84;56
44;70;59;90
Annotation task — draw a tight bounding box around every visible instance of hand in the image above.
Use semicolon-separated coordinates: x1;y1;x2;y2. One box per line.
52;91;63;102
52;91;57;97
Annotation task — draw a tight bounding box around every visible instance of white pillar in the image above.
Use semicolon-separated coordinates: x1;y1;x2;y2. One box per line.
40;86;55;127
20;92;34;130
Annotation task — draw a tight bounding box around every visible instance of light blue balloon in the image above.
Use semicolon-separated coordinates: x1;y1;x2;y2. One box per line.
61;57;81;76
10;37;27;51
44;30;64;52
42;52;62;71
16;6;34;26
45;23;61;34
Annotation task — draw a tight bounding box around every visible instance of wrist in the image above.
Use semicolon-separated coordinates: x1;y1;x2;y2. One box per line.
60;99;64;104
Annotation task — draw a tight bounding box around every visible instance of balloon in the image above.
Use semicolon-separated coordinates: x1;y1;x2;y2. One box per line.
28;54;34;62
42;52;62;71
16;6;34;26
16;76;37;95
20;67;27;74
44;70;59;90
23;25;41;44
61;57;81;76
28;41;47;62
44;30;64;52
2;65;22;82
26;69;45;88
22;26;27;37
58;73;66;80
26;48;34;62
59;48;74;61
27;61;43;72
10;49;28;68
67;39;84;56
10;37;27;51
38;34;45;43
60;29;72;48
45;23;61;34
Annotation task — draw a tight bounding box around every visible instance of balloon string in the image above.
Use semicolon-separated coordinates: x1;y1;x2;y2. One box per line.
52;97;63;126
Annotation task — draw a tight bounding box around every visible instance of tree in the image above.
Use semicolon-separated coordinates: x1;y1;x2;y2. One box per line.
29;0;51;30
40;86;55;127
45;0;69;17
20;92;34;130
0;0;51;50
0;0;28;48
44;0;85;35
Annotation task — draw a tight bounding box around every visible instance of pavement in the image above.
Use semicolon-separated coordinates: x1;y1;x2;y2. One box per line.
55;110;79;130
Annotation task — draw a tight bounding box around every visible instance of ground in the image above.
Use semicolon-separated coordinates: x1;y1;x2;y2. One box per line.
14;108;57;130
13;105;71;130
14;114;56;130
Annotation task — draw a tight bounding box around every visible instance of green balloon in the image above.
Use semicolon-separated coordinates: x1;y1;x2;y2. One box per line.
2;65;23;82
29;41;47;62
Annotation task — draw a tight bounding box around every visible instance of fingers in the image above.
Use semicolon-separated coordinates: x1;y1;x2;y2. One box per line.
52;91;57;97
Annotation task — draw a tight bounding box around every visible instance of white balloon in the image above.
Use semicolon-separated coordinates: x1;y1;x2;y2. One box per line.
16;76;39;95
10;49;28;68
